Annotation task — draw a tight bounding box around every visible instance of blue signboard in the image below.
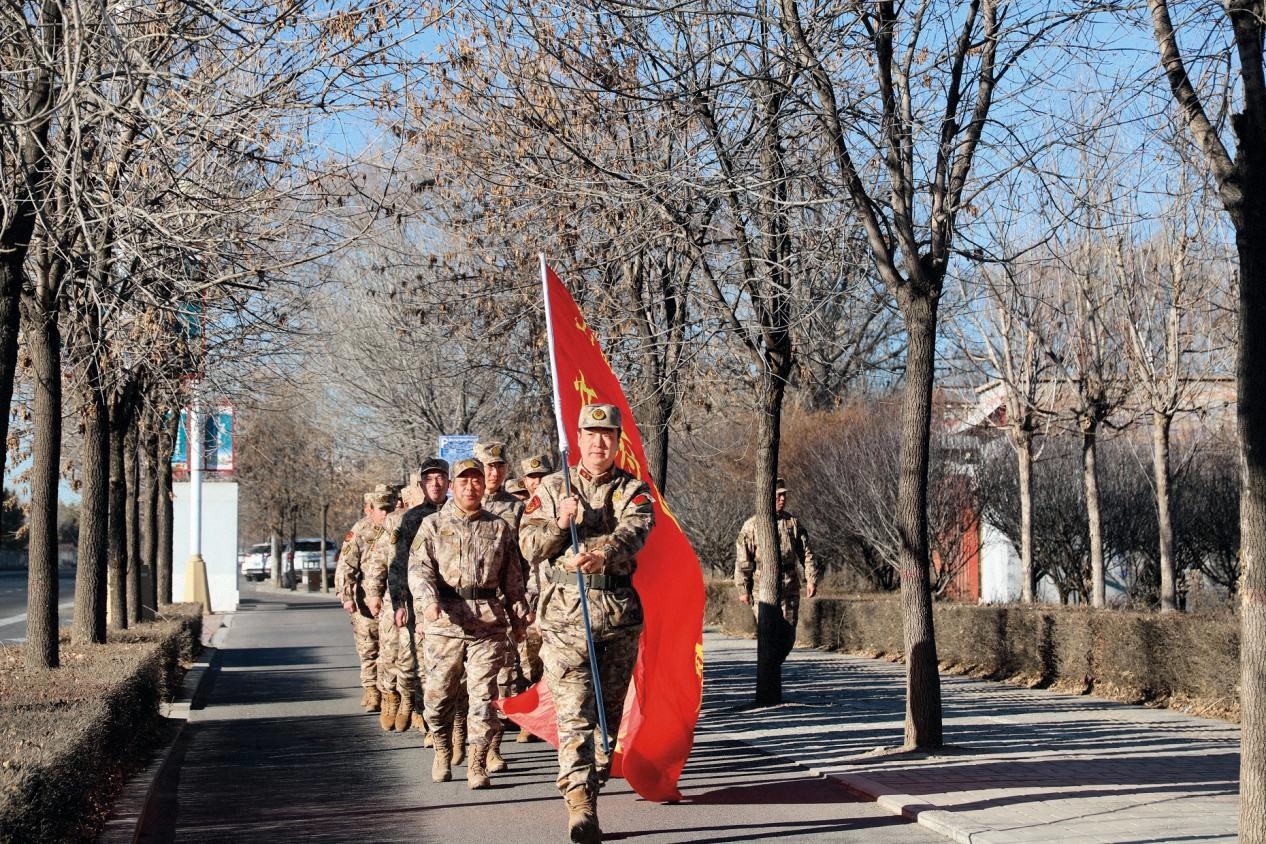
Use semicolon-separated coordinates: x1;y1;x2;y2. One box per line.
173;412;188;466
205;409;234;471
172;406;235;473
437;435;477;467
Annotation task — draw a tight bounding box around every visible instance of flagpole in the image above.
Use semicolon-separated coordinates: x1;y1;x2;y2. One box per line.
540;253;611;756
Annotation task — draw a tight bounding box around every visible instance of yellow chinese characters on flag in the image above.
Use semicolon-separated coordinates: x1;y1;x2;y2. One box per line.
497;262;706;803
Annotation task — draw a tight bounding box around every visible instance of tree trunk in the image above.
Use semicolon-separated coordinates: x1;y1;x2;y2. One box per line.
642;391;671;495
1016;428;1035;603
140;433;159;618
1151;410;1178;612
0;261;24;494
753;367;790;707
157;415;176;605
0;2;59;490
21;297;62;669
1236;212;1266;840
72;380;109;644
288;509;298;590
271;526;283;587
125;422;141;625
896;292;942;749
1081;420;1106;608
321;503;330;593
107;399;131;629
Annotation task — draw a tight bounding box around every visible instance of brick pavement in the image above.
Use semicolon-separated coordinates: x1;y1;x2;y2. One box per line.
700;632;1239;843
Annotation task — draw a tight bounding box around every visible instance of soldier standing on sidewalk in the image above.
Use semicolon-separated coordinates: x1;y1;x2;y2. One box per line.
410;457;530;789
335;484;398;712
734;477;819;660
519;404;655;844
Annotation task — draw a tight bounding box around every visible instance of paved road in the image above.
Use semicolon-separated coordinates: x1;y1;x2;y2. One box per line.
0;569;76;644
144;585;936;843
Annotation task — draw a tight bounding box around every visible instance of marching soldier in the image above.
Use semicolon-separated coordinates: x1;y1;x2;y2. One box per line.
734;477;819;659
410;458;530;789
476;440;524;528
519;404;654;844
521;453;553;498
335;484;398;712
364;459;450;733
383;458;450;736
505;478;529;501
475;440;526;771
514;454;554;742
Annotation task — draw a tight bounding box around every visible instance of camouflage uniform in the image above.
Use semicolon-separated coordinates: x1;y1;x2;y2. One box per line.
476;442;528;753
409;499;529;751
365;502;439;702
519;461;655;796
734;505;819;632
335;515;384;690
483;487;526;694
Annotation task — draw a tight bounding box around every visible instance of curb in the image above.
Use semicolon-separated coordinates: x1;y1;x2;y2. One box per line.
701;724;978;844
97;614;234;844
817;770;979;844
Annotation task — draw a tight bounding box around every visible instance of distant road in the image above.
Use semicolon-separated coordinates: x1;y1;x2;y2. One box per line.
0;569;77;644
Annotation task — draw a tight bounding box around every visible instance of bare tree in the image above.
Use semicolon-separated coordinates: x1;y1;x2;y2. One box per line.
955;259;1057;603
777;0;1018;748
1144;4;1266;826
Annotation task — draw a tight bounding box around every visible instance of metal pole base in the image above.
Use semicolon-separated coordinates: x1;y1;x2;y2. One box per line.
183;553;211;612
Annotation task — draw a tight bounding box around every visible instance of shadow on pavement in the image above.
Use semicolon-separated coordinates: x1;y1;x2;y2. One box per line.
698;636;1239;818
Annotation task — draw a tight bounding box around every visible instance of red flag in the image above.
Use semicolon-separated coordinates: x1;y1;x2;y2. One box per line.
498;258;705;803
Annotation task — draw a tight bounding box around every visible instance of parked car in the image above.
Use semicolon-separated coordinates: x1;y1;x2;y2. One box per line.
240;542;287;582
291;538;338;586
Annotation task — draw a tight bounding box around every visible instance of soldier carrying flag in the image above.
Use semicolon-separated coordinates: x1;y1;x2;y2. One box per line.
502;256;705;843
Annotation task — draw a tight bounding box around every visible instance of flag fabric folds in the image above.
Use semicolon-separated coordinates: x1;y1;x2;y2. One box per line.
497;259;705;803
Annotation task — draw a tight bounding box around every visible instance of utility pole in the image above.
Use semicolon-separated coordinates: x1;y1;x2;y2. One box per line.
183;399;211;609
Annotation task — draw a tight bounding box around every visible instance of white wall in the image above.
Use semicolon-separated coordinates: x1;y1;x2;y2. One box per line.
979;519;1022;603
172;480;240;613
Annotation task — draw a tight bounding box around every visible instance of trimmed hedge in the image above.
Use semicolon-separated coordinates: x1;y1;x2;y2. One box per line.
706;583;1239;719
0;603;202;843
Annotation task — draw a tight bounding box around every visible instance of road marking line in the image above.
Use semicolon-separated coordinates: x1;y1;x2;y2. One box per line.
0;600;76;627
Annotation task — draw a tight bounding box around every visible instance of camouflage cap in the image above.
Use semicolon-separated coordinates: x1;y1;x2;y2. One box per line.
409;456;450;484
578;403;621;430
474;440;508;465
451;457;485;478
365;483;397;510
504;478;526;496
775;477;788;494
520;453;553;477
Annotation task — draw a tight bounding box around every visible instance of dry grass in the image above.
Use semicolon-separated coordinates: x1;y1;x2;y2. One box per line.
0;604;201;843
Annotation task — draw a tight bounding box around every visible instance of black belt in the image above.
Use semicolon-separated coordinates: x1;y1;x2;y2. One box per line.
438;584;499;600
548;570;633;591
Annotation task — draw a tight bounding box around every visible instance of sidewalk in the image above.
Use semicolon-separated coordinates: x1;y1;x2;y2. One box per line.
129;584;1237;843
133;585;935;843
702;635;1239;843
